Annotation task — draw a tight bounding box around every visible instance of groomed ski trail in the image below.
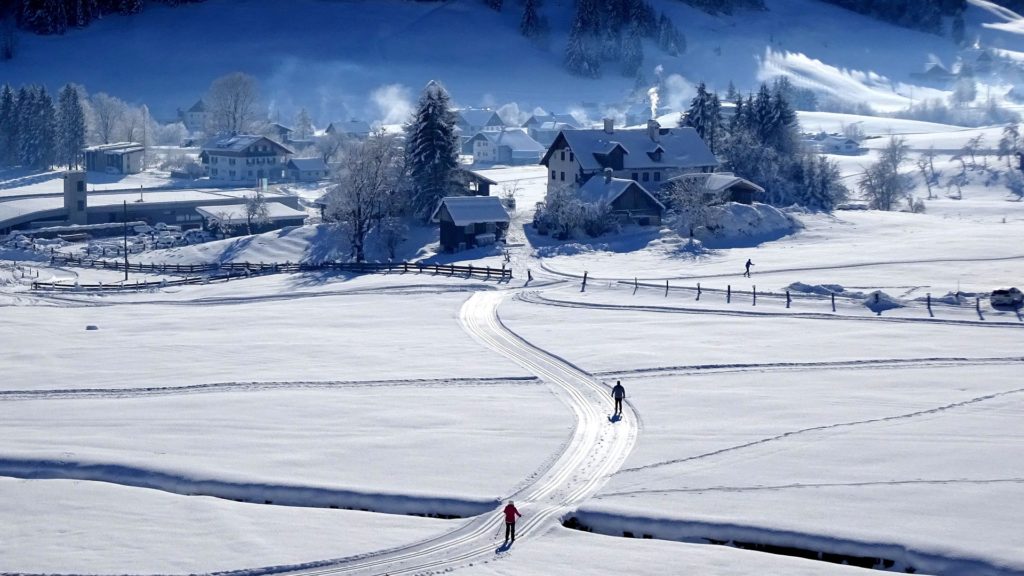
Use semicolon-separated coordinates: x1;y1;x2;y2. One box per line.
272;290;638;576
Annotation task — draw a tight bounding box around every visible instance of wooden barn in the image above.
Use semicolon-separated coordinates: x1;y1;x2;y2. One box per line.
431;196;510;253
578;171;664;226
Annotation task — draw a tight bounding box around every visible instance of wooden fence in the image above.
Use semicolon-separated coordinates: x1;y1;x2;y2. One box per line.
32;255;511;291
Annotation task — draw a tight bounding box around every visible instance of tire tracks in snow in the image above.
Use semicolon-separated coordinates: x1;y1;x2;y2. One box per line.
517;290;1024;329
597;355;1024;379
599;477;1024;497
0;376;539;401
616;386;1024;476
538;253;1024;282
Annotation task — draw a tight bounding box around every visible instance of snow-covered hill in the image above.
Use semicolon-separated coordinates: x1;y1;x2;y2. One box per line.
4;0;1024;124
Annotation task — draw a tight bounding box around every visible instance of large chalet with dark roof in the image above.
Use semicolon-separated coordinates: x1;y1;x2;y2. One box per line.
200;135;293;182
540;119;718;194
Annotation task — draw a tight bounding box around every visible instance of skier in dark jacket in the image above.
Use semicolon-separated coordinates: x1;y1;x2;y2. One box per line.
503;500;522;542
611;380;626;415
744;259;754;277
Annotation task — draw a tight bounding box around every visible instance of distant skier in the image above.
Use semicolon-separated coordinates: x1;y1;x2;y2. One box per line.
611;380;626;415
503;500;522;543
744;259;754;278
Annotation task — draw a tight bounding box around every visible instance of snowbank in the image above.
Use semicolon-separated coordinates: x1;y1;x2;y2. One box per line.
699;203;801;248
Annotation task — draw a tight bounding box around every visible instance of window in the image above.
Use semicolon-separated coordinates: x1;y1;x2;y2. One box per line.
213;157;219;164
569;151;574;162
642;172;650;182
248;170;253;177
77;200;85;211
654;172;661;182
212;168;218;176
551;170;556;180
229;170;236;177
76;181;84;192
560;172;565;181
631;172;638;181
560;150;565;161
229;158;236;166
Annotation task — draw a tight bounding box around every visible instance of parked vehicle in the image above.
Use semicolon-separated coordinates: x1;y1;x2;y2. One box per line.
990;287;1023;307
181;229;214;244
133;225;154;235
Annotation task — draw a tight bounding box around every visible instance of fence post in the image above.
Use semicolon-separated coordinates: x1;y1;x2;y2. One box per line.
486;266;491;280
450;264;455;276
697;283;701;301
527;268;533;282
786;290;791;309
752;285;756;306
468;264;473;278
665;279;669;297
976;297;981;314
927;293;932;315
582;271;588;291
727;285;731;304
633;277;638;295
831;292;836;312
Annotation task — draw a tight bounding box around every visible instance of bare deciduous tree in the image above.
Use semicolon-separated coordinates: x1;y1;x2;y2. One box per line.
859;136;911;211
206;72;261;135
662;173;715;239
325;131;405;262
244;189;270;235
90;93;126;144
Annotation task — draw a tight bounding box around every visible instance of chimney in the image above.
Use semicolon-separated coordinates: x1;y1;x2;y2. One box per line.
604;167;613;183
647;119;661;142
603;118;614;134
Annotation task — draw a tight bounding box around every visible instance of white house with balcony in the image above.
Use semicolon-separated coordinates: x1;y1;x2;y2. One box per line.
539;119;718;195
200;135;293;183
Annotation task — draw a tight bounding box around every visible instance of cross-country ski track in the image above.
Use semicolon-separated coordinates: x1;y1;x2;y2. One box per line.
265;291;639;575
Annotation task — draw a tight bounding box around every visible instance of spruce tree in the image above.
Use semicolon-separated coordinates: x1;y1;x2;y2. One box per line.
56;84;86;168
620;24;642;77
13;86;32;167
0;85;15;166
520;0;541;38
405;80;459;222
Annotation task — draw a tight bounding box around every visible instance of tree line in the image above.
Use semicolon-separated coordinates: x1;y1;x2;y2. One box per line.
679;77;847;212
4;0;204;35
0;83;86;169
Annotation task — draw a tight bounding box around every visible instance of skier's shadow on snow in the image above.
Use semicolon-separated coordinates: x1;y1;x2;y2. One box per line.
495;541;512;553
608;414;621;423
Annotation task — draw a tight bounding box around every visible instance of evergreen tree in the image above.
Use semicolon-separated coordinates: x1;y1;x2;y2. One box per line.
35;86;57;169
620;23;643;77
726;81;738;101
404;80;459;221
0;85;15;166
56;84;86;168
564;0;601;77
681;82;722;153
294;107;313;141
656;11;684;56
520;0;542;38
13;86;32;166
952;9;965;46
119;0;142;15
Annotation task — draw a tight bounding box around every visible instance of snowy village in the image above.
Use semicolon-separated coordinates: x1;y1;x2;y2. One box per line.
1;0;1024;575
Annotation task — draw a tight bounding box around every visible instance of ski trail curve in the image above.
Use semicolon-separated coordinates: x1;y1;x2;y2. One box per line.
277;290;638;575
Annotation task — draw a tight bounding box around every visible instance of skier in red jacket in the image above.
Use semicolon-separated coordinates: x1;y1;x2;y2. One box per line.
503;500;522;543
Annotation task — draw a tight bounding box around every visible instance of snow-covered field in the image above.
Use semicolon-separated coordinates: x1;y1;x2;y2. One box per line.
4;0;1024;574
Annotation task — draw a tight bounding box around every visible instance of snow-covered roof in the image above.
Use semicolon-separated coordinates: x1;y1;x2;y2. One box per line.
666;172;764;195
83;142;144;154
431;195;510;226
287;157;329;172
195;202;307;225
524;113;581;129
467;128;545;153
578;176;664;209
268;123;293;133
456;108;503;129
201;135;293;155
187;99;205;113
326;120;372;135
542;126;718;172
